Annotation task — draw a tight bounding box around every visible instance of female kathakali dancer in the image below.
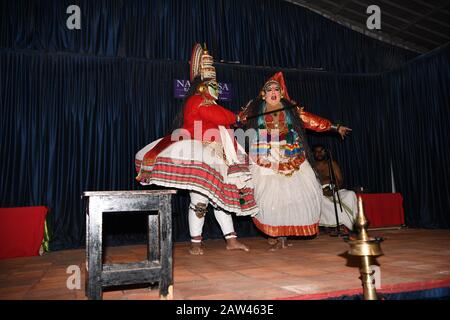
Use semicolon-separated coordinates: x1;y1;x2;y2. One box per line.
239;72;351;250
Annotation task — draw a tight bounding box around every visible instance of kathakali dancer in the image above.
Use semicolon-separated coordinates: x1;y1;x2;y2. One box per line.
135;44;258;255
239;72;351;250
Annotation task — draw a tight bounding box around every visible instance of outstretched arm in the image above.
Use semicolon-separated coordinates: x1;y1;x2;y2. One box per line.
296;106;352;139
298;108;332;132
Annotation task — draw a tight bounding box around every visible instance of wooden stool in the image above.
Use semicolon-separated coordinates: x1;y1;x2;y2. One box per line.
83;190;176;300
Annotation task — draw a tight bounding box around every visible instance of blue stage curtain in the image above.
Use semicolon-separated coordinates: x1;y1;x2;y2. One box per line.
1;0;416;73
383;46;450;228
0;50;181;248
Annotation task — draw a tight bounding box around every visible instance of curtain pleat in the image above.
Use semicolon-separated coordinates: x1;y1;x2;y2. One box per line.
383;47;450;228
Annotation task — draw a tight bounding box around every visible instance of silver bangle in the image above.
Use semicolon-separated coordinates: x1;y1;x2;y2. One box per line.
331;123;340;131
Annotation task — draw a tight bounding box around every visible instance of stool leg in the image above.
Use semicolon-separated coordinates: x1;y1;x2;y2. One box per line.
158;196;173;299
87;208;103;300
85;211;90;295
147;213;160;262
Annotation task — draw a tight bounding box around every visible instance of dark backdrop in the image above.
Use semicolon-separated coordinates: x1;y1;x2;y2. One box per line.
0;0;448;250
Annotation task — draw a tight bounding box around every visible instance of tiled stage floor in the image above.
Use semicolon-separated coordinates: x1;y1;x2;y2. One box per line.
0;228;449;300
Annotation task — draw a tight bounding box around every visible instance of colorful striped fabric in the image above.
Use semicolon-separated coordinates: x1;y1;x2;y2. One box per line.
138;157;258;216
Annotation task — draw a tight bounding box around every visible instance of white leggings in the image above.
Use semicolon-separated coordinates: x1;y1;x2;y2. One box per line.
189;192;236;241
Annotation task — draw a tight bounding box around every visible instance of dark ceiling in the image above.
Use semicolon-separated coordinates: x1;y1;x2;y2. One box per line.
285;0;450;53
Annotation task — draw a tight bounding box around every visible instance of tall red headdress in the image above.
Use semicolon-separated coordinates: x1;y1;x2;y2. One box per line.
262;72;293;104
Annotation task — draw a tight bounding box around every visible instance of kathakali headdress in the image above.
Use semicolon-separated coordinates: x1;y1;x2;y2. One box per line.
190;43;219;100
190;43;216;81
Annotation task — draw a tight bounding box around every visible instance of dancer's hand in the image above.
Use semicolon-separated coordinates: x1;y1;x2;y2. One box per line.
338;126;352;139
237;110;248;125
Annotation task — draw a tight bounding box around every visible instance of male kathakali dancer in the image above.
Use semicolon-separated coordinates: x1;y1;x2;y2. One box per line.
239;72;351;250
135;44;258;255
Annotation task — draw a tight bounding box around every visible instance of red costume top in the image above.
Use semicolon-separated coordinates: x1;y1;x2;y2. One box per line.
138;93;237;172
182;95;236;141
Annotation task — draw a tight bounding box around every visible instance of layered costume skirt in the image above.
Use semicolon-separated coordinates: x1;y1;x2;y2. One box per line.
135;137;258;217
250;159;322;237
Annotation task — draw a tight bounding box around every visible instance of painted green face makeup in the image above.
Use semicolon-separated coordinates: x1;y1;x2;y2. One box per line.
207;81;219;100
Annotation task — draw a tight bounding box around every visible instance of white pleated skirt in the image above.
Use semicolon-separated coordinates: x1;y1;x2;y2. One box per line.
250;159;322;236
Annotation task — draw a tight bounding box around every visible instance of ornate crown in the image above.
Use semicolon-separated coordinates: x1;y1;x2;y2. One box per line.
190;43;216;81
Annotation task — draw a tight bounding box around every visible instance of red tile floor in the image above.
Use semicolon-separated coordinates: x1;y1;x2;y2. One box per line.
0;228;449;300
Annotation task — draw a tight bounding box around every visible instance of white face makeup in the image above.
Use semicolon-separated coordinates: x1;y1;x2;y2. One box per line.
264;83;281;106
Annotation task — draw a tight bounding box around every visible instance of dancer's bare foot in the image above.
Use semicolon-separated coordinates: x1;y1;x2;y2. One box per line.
226;238;250;252
189;242;204;255
267;237;278;245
